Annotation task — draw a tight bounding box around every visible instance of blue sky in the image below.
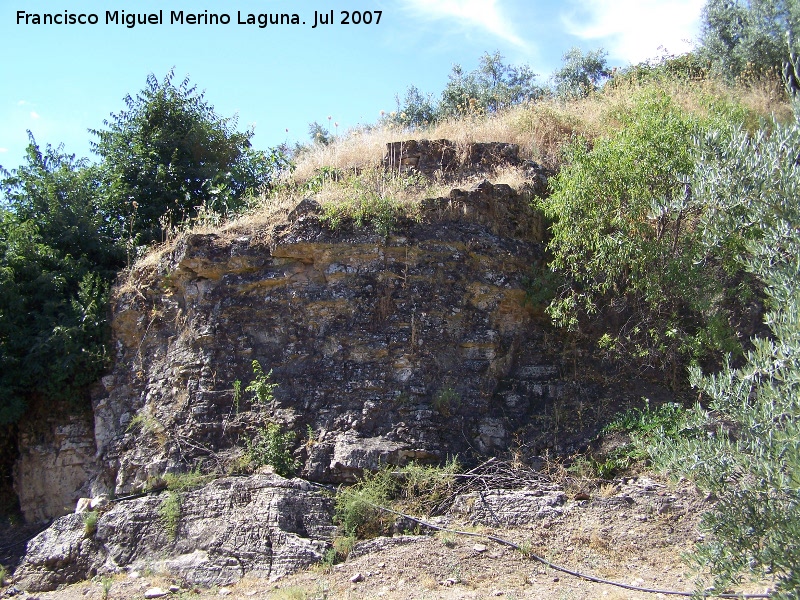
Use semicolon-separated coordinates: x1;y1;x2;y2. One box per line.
0;0;706;170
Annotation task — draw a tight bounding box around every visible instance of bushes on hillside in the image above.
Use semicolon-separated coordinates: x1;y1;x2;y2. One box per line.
649;120;800;597
0;139;121;424
539;90;746;377
699;0;800;80
0;73;289;425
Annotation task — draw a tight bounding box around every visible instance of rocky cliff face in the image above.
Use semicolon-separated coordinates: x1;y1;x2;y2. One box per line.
89;177;560;500
8;142;593;592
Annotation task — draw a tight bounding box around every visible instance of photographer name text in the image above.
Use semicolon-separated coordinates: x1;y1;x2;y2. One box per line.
15;9;383;29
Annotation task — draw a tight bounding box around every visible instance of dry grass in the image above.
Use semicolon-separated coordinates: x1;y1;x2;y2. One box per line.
291;75;789;185
121;74;791;283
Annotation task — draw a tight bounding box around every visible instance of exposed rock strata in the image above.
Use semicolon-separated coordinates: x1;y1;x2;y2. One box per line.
13;404;96;523
13;474;334;592
82;178;560;500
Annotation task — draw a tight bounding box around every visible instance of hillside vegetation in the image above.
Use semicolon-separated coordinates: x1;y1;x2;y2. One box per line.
2;0;800;594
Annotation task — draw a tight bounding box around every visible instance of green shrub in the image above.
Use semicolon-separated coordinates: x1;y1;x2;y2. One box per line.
540;89;743;376
649;119;800;597
595;401;689;477
246;423;298;478
158;491;181;541
334;468;396;538
333;460;460;539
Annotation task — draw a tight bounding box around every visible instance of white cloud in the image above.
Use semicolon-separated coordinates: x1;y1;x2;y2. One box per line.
401;0;527;49
30;111;40;119
562;0;705;64
0;148;8;153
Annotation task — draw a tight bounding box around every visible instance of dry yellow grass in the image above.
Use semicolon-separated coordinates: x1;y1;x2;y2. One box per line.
123;74;791;281
291;75;789;184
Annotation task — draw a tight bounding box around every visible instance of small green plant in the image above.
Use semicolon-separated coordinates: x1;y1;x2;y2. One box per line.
126;412;162;434
232;379;241;414
100;575;113;599
83;510;99;537
159;491;181;541
0;563;8;587
305;424;317;448
270;587;312;600
163;467;214;492
432;387;460;417
438;531;457;548
246;422;298;478
245;360;278;407
334;468;397;539
321;534;356;570
589;401;688;478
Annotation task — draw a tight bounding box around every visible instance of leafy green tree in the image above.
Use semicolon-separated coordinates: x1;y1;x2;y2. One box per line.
308;121;333;146
650;119;800;597
439;51;543;117
551;47;611;99
699;0;800;78
382;52;543;129
92;69;289;244
0;137;121;424
540;90;742;375
390;85;437;128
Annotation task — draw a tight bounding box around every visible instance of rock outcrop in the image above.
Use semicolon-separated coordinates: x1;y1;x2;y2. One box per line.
12;144;578;591
13;403;96;523
13;474;335;592
86;178;559;499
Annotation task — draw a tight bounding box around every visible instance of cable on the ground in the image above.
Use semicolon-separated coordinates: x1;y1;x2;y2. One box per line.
362;500;773;599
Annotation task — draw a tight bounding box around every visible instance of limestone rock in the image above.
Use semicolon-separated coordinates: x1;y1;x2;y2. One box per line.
450;488;567;525
84;178;561;498
13;474;335;592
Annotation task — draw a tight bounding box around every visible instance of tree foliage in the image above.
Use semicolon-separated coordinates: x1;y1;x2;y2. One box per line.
540;90;744;375
0;137;122;424
650;119;800;597
0;72;289;426
386;51;543;128
91;69;290;244
551;47;611;99
439;51;542;117
699;0;800;78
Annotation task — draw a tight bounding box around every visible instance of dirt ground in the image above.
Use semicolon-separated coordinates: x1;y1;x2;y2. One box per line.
3;474;775;600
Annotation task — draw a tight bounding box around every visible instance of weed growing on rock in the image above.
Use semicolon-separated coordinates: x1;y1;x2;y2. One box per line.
432;386;461;417
245;360;277;407
159;491;181;541
246;423;298;478
0;563;8;586
334;460;460;539
82;510;98;538
126;412;162;435
100;575;113;599
334;468;396;538
163;467;214;492
321;534;356;571
232;379;241;414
